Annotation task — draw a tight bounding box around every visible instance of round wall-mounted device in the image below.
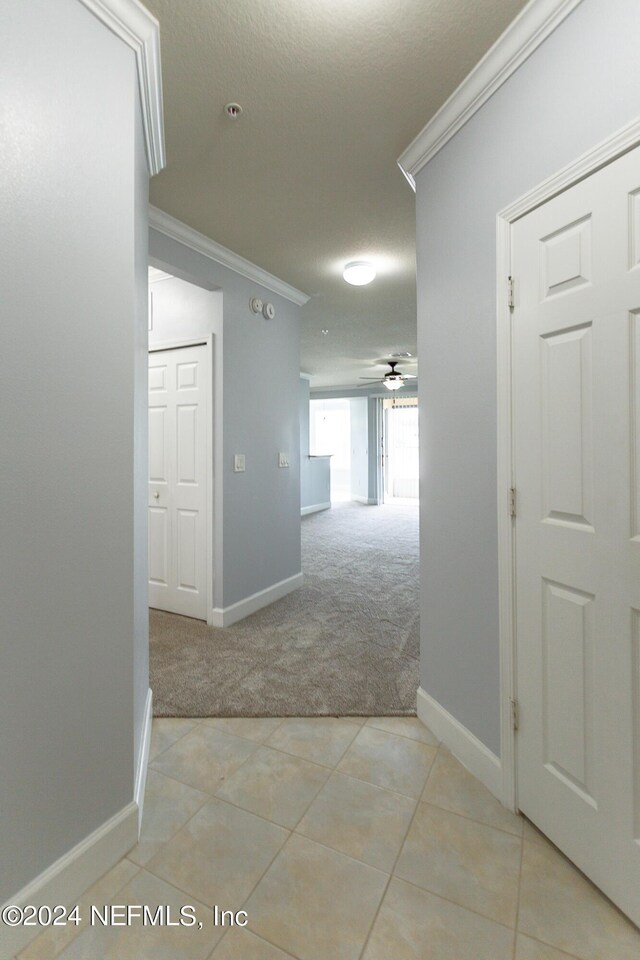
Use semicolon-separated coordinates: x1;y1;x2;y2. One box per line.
262;302;275;320
250;297;263;314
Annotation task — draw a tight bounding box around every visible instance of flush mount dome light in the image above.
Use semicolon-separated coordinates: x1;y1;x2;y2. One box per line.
343;261;376;286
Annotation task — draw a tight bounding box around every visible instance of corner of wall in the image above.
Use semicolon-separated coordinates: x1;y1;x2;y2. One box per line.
417;687;503;801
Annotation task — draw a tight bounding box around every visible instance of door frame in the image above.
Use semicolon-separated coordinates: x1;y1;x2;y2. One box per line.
148;335;215;624
496;116;640;812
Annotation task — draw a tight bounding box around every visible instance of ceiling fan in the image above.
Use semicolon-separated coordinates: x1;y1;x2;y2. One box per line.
360;360;417;391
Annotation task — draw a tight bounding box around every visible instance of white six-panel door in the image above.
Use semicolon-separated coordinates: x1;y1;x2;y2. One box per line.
512;143;640;924
148;345;208;620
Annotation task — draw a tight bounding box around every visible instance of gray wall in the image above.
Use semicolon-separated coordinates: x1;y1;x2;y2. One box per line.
149;229;302;609
0;0;147;901
414;0;640;754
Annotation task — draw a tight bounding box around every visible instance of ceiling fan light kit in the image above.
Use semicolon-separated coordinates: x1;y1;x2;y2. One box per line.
343;261;376;286
359;360;417;390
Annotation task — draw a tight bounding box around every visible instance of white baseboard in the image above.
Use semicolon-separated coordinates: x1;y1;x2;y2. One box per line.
352;495;379;505
301;501;331;516
134;687;153;833
209;571;303;628
417;687;502;801
1;802;138;957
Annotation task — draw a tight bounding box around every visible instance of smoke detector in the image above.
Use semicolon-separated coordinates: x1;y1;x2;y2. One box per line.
224;102;243;119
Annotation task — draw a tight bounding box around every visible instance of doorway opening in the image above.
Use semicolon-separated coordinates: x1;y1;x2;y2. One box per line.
383;396;419;503
310;398;351;501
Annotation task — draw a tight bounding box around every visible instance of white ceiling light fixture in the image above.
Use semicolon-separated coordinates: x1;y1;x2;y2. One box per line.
384;376;403;391
343;261;376;286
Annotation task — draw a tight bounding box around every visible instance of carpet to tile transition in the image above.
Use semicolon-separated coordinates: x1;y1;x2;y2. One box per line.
150;501;419;717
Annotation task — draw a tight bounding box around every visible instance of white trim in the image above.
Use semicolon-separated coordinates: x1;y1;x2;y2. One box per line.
78;0;165;175
496;116;640;814
134;687;153;832
417;688;503;800
300;372;312;381
501;115;640;222
1;802;138;956
301;501;331;516
311;385;419;398
496;216;518;813
148;337;208;350
149;207;310;307
397;0;583;185
210;571;303;628
352;495;379;505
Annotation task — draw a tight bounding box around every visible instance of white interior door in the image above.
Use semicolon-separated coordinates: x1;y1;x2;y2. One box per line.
512;143;640;923
148;344;208;620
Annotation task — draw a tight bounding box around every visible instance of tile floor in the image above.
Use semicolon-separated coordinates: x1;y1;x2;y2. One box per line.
18;716;640;960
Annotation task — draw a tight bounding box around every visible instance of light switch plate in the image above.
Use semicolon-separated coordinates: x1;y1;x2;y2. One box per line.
234;454;246;472
278;452;289;468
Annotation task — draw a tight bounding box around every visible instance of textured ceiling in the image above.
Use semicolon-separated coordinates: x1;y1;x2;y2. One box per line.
145;0;528;387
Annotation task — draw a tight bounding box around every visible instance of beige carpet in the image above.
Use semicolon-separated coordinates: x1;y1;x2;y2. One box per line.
150;501;419;717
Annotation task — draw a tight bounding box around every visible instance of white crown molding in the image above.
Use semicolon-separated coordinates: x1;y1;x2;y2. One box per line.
78;0;166;175
398;0;584;187
149;206;310;306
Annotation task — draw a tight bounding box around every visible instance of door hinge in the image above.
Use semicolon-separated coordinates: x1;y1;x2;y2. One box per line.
507;276;515;309
510;697;520;731
509;487;516;518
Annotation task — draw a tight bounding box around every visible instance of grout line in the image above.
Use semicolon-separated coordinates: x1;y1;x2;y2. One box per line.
390;873;518;935
260;725;361;769
150;727;264;795
201;717;287;743
511;827;525;960
234;740;338;775
148;717;201;761
418;797;525;839
144;765;212;801
515;932;587;960
213;756;332;832
18;861;143;959
321;764;426;802
204;927;300;960
355;744;440;960
364;716;439;747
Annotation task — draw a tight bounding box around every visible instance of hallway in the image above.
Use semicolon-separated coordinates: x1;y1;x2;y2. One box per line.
151;503;419;718
18;715;640;959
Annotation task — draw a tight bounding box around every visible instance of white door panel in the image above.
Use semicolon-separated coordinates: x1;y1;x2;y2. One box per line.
148;345;208;620
513;143;640;924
